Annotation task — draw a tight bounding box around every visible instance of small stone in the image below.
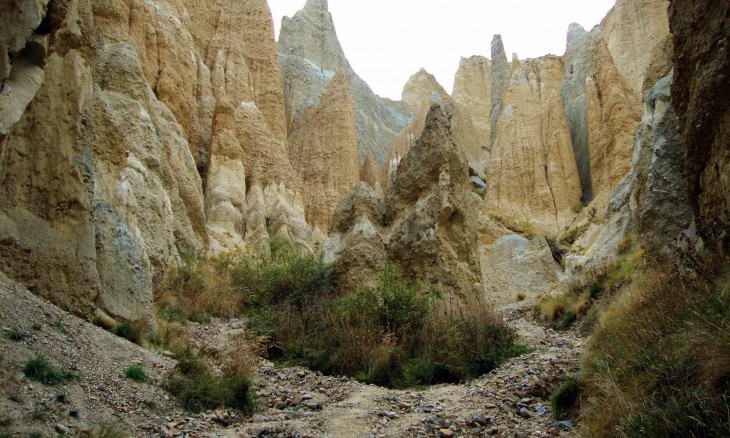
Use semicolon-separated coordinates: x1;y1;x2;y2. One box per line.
55;424;69;435
518;407;533;418
273;400;287;410
439;429;455;438
555;420;574;429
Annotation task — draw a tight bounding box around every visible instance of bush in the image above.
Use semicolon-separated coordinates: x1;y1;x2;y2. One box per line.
124;365;149;382
248;261;520;388
551;374;581;420
163;349;256;414
22;356;76;385
4;328;28;342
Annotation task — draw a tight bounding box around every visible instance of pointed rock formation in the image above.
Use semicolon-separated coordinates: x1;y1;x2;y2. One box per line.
385;101;485;315
490;35;511;149
486;56;582;234
453;56;493;153
278;0;410;164
360;150;381;195
288;69;360;234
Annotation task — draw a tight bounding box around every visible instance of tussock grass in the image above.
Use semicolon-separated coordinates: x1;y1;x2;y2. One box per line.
124;365;149;382
22;356;76;386
535;246;644;330
578;251;730;437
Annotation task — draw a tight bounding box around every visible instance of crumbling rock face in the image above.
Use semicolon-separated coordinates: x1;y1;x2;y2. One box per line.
323;182;387;294
601;0;672;97
453;56;492;154
278;0;410;164
288;69;360;235
669;0;730;251
385;102;484;314
482;235;561;304
486;56;582;235
588;72;694;257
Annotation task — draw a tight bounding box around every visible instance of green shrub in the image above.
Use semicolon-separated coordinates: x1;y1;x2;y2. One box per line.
124;365;149;382
248;261;519;388
22;356;76;385
550;374;581;420
5;328;28;341
113;322;144;345
163;350;256;414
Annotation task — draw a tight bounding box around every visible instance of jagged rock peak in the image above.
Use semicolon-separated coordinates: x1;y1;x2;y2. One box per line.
288;68;360;235
304;0;328;11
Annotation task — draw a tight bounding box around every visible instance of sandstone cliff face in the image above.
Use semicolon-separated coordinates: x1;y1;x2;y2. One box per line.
288;69;360;235
669;0;730;252
601;0;672;97
0;0;313;321
486;56;582;235
278;0;410;165
453;56;492;154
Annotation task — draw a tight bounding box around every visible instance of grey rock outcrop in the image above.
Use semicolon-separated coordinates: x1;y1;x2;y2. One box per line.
278;0;410;164
482;235;561;304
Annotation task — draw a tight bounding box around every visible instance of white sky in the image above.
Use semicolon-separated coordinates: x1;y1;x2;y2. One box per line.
269;0;616;100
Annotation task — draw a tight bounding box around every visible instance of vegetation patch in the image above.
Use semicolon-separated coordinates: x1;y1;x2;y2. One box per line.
4;328;28;342
578;251;730;436
22;356;76;386
248;260;520;388
124;365;149;382
487;211;535;238
163;349;256;414
534;246;643;330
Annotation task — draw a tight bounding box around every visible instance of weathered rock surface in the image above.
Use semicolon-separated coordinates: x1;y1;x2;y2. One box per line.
486;56;582;235
588;72;694;257
482;235;561;304
385;102;484;314
323;182;387;294
453;56;492;154
326;102;484;312
601;0;672;97
669;0;730;252
288;69;360;234
278;0;410;164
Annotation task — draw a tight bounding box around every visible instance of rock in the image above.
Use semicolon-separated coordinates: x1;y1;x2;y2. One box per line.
439;428;455;438
555;420;574;429
482;235;561;304
54;423;69;435
323;182;387;294
288;69;360;234
486;55;582;235
273;400;287;410
385;101;485;313
518;407;533;418
278;0;409;164
669;0;730;251
453;55;492;153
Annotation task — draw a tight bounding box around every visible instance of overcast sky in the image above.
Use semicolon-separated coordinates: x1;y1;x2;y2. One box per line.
269;0;616;100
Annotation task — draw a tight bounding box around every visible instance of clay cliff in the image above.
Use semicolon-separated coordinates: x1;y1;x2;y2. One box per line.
0;0;314;322
278;0;410;165
288;69;360;235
